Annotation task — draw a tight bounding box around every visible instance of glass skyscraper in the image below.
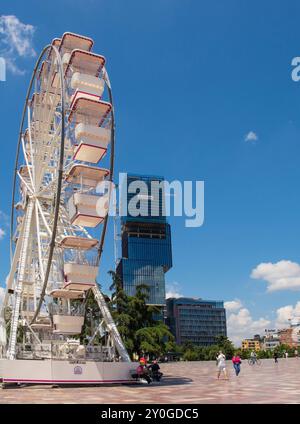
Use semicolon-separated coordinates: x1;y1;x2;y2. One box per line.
166;297;227;346
116;174;172;306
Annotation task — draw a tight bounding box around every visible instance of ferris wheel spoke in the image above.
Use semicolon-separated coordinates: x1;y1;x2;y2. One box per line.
35;198;52;236
35;122;63;193
16;170;34;196
27;106;36;185
20;137;34;190
33;72;62;192
34;203;46;281
42;60;60;117
36;176;57;198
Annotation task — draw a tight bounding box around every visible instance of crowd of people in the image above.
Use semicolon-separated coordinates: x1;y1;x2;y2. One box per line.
216;348;294;380
133;347;296;384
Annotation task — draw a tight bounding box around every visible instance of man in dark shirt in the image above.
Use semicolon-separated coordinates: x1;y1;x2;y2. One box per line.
148;360;163;381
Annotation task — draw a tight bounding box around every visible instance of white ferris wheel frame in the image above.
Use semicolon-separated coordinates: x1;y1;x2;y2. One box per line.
0;39;129;367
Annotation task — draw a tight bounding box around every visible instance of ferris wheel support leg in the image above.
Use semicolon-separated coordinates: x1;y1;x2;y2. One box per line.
91;286;131;363
87;319;104;346
0;219;25;321
8;201;34;360
23;320;41;344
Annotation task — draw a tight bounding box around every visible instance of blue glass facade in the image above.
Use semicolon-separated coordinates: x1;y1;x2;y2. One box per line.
117;260;166;305
117;174;172;306
121;174;166;224
166;297;227;346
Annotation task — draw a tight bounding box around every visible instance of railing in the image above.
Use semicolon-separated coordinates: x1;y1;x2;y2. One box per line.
16;343;52;360
64;255;98;266
15;342;115;361
85;345;115;361
48;303;85;316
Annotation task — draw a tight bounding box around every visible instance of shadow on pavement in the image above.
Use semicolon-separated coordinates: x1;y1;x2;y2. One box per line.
1;375;193;390
125;375;193;388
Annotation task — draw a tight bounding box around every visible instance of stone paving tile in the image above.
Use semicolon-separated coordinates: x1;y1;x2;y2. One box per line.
1;358;300;403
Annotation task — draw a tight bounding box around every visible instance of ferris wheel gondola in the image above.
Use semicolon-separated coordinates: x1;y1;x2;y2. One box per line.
0;33;134;386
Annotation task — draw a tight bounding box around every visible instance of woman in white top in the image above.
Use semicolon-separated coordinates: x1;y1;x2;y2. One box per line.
216;351;228;380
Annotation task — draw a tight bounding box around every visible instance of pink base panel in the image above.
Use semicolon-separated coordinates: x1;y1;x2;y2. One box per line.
1;359;139;386
3;378;134;384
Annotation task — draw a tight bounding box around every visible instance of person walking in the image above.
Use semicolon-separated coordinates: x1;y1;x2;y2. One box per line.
216;351;228;380
295;349;298;358
250;350;257;364
274;350;278;363
232;353;242;376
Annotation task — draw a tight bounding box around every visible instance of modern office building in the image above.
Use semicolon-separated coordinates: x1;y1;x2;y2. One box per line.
116;174;172;307
166;297;227;346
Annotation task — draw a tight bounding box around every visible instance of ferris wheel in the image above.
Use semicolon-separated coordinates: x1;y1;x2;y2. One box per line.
0;33;133;386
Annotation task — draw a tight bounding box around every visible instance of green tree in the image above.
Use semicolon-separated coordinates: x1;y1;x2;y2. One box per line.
182;341;195;352
215;335;235;358
107;271;174;359
135;324;174;357
183;349;199;361
108;271;134;352
275;343;294;358
204;344;220;360
80;284;102;344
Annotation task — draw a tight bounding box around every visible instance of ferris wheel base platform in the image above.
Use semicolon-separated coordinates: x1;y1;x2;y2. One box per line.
0;359;138;386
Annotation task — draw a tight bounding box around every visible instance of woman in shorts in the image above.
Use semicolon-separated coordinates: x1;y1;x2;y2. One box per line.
216;351;228;380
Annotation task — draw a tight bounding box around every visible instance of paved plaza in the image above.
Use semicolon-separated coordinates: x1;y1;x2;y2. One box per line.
1;358;300;404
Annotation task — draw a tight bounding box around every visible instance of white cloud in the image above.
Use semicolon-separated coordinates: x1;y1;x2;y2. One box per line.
251;260;300;292
244;131;258;142
0;228;5;240
224;299;242;312
225;299;270;346
276;302;300;328
0;15;36;75
4;56;25;75
225;296;300;345
227;307;270;346
166;282;183;299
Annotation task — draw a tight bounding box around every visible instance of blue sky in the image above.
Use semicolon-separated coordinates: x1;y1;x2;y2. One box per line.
1;0;300;343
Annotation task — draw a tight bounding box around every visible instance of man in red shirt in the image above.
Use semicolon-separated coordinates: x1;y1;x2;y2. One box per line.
132;359;151;384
